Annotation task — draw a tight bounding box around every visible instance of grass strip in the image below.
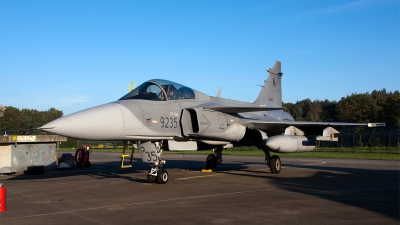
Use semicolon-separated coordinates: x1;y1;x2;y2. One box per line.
58;147;400;161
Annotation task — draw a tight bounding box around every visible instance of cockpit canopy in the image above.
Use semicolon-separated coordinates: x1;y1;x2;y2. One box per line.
119;79;195;101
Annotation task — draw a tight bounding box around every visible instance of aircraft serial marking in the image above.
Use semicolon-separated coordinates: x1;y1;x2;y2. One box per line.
160;117;178;128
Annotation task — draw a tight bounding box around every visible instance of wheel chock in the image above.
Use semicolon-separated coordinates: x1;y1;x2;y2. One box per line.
201;169;213;173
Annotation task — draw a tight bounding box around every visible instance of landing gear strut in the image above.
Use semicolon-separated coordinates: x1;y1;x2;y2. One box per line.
140;141;169;184
205;146;223;171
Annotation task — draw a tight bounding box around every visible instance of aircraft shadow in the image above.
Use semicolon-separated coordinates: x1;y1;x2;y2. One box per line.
216;161;399;221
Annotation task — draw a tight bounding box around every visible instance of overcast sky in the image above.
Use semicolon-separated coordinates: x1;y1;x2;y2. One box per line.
1;0;398;116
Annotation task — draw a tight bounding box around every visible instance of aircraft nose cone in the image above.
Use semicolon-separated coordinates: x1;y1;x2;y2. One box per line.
40;103;127;140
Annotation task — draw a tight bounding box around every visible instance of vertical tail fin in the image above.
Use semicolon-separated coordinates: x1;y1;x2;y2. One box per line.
254;61;283;106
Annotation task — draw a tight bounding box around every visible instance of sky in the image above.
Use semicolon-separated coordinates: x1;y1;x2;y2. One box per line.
0;0;399;116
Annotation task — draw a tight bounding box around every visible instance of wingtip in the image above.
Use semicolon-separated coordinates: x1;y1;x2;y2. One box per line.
368;123;386;127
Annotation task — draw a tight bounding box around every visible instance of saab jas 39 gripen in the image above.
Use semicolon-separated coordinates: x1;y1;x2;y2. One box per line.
40;61;384;184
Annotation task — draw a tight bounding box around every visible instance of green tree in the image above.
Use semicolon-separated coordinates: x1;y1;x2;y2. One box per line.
320;100;337;122
20;109;34;131
0;106;22;134
305;100;322;121
44;108;63;122
0;104;5;117
283;102;302;120
336;93;378;123
0;107;63;135
380;91;400;126
298;99;312;120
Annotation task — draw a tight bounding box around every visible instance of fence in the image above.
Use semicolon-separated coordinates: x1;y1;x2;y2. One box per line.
318;126;400;148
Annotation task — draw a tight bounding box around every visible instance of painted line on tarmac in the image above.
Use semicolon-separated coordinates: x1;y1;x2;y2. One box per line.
175;168;284;178
304;161;326;166
252;167;287;171
175;173;223;180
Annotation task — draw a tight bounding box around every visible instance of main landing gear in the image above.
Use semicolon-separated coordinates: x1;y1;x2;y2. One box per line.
205;146;223;171
205;146;281;174
264;150;281;174
140;141;169;184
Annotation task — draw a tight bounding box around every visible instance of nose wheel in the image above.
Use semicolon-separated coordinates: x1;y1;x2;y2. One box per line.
140;141;169;184
147;168;169;184
147;172;157;183
147;159;169;184
157;169;169;184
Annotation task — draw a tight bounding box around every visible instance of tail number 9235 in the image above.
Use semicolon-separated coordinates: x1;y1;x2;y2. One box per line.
160;117;177;128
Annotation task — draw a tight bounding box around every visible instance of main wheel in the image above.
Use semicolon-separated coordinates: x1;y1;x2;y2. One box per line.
206;154;218;171
269;155;281;174
157;169;169;184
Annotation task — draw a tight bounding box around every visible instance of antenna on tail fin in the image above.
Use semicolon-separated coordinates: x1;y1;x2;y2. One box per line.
254;61;283;107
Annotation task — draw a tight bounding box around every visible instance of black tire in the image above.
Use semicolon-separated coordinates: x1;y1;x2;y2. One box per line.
206;154;218;171
74;150;81;168
147;170;157;184
147;175;157;183
157;169;169;184
269;155;281;174
84;161;91;168
147;169;157;183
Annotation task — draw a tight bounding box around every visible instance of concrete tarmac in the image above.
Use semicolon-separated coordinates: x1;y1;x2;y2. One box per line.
0;152;399;225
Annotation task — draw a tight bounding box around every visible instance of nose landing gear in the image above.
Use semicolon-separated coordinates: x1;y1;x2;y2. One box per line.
140;141;169;184
147;160;168;184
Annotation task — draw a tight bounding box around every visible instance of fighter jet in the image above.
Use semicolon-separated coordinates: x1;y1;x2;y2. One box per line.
40;61;384;184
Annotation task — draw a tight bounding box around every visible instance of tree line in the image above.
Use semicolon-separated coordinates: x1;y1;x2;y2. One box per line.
0;89;399;136
0;107;63;135
283;89;399;126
